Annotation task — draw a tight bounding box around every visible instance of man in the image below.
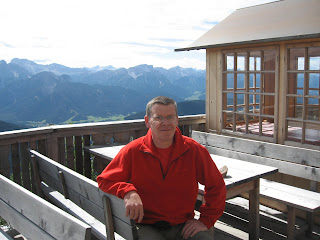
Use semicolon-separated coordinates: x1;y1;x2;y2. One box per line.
97;96;226;240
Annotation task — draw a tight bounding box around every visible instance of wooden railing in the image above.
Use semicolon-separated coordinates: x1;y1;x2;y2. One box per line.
0;114;206;192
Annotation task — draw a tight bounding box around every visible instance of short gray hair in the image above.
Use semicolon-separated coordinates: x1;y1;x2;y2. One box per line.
146;96;177;117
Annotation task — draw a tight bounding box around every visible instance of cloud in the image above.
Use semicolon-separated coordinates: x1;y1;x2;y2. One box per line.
0;0;277;69
0;41;14;48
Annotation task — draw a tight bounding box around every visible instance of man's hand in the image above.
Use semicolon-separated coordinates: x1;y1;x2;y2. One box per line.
181;219;208;239
124;191;144;223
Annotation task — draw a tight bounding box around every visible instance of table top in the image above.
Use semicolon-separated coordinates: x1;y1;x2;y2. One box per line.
86;145;278;192
208;154;278;190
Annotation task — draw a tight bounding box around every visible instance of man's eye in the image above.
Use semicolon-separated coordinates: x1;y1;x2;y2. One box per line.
167;116;175;121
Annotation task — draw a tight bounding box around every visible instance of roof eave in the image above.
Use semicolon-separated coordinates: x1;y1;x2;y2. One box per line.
174;33;320;52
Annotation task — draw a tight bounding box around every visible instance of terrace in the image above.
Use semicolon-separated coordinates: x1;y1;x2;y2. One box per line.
1;0;320;239
0;115;320;239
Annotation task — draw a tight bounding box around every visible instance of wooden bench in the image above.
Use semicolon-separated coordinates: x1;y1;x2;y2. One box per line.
0;173;91;240
30;149;137;240
192;130;320;240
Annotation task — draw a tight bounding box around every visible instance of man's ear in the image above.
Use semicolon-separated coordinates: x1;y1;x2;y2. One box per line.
144;115;150;128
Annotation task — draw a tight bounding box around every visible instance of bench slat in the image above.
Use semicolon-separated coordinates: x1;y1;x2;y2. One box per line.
207;145;320;182
41;182;107;240
260;179;320;212
192;131;320;168
0;199;54;240
0;174;91;240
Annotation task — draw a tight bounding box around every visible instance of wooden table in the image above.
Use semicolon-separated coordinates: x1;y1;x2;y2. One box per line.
86;145;278;240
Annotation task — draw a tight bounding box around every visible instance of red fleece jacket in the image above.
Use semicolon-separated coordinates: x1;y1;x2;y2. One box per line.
97;128;226;229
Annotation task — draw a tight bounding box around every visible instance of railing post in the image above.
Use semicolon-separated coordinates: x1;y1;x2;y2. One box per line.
83;135;91;179
0;145;10;178
11;143;21;185
47;137;59;162
21;142;31;191
66;136;74;170
75;136;83;174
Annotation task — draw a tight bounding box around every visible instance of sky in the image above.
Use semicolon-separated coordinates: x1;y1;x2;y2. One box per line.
0;0;277;70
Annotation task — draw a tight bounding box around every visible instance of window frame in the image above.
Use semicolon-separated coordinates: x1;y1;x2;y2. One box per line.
285;42;320;145
221;46;279;143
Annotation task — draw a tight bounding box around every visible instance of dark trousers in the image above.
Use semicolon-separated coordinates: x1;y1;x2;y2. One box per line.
136;222;214;240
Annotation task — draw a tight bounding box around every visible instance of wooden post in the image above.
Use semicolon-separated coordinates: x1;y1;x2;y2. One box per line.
29;141;37;193
38;139;46;155
75;136;83;174
287;206;296;240
66;136;74;170
58;137;65;165
248;179;260;240
47;137;59;162
58;171;69;199
83;135;91;179
21;142;31;191
11;143;21;185
102;195;115;240
0;145;10;178
30;154;43;198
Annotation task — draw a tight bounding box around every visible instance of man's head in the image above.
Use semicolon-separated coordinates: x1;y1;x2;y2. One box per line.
146;96;177;118
145;96;178;148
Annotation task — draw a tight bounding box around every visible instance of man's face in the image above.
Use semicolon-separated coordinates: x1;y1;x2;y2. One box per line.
145;103;178;146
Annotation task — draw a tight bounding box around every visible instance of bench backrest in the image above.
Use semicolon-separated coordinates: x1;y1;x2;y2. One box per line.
29;149;138;240
0;174;91;240
192;131;320;183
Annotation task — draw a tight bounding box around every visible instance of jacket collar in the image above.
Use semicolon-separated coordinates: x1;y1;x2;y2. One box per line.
139;127;190;160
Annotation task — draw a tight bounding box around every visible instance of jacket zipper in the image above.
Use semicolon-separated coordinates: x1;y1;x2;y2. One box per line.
146;151;176;180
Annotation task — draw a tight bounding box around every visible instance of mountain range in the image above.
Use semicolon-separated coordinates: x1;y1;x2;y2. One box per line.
0;59;205;130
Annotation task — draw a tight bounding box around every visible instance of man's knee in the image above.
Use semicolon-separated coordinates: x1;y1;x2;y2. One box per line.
136;224;166;240
189;227;214;240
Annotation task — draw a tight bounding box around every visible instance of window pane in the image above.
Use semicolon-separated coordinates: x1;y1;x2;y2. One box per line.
237;73;245;91
297;73;304;88
306;98;319;120
224;93;234;110
262;95;274;116
248;94;259;114
248;121;260;135
226;54;234;71
237;53;246;71
223;112;233;130
249;74;261;92
287;96;303;119
308;47;320;70
249;51;261;71
309;57;320;70
261;119;274;137
262;73;275;93
305;124;320;144
289;48;305;70
263;50;276;71
288;73;304;95
223;73;234;90
236;94;245;112
287;121;302;142
249;74;255;88
309;73;319;95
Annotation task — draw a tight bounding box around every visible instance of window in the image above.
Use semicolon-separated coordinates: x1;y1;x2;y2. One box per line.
222;47;278;140
286;44;320;145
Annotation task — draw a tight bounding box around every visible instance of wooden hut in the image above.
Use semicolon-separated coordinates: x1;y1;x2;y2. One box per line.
176;0;320;150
